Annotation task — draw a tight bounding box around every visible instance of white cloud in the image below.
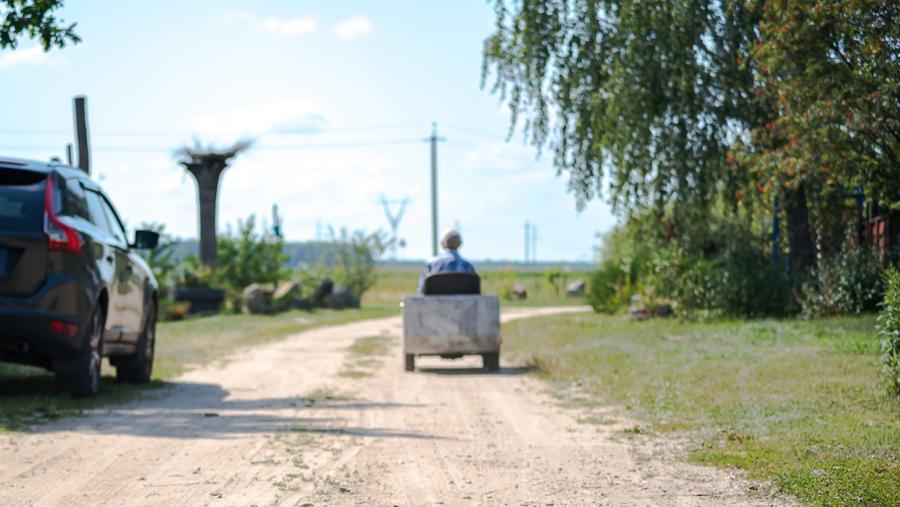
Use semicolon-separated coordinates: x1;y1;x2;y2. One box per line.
263;16;318;36
0;45;64;67
334;16;372;40
190;101;326;140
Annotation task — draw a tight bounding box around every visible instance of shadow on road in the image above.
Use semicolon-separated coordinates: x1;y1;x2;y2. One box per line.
414;365;535;376
6;379;442;441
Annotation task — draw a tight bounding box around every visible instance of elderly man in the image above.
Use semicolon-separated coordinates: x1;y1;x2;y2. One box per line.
417;229;476;293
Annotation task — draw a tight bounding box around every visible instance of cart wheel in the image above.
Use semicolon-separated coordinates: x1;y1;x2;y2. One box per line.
482;353;500;372
404;354;415;372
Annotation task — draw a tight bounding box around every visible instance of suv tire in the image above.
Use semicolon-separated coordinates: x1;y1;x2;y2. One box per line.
57;305;104;398
116;302;156;383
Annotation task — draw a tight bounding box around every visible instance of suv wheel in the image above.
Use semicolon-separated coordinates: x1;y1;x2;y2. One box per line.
57;305;104;398
116;302;156;383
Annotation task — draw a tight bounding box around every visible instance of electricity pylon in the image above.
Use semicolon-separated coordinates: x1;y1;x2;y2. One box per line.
380;196;409;260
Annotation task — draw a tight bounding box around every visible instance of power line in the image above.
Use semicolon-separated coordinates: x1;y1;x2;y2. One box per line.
0;123;425;137
0;138;423;153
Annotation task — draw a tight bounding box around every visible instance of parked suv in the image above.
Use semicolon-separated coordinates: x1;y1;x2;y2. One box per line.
0;157;160;397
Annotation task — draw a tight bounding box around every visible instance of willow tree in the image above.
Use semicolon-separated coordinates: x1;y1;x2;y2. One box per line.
483;1;757;209
176;140;252;267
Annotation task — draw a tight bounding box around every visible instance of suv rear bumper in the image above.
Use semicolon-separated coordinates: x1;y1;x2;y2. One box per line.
0;307;84;369
0;275;88;370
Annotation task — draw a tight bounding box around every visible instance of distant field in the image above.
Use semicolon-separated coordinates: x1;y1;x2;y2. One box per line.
503;313;900;506
364;265;590;308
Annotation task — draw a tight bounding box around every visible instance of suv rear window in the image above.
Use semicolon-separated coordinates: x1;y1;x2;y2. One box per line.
0;170;46;233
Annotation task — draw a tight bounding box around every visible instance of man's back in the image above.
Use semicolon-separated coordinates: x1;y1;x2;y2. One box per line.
417;250;475;293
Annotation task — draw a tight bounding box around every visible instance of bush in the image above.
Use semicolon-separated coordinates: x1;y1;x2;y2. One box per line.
587;260;629;313
715;233;792;317
800;244;884;318
878;267;900;395
216;215;288;311
308;229;388;299
646;230;791;318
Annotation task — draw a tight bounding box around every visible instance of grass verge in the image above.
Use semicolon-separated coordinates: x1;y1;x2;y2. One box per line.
0;307;396;431
502;313;900;506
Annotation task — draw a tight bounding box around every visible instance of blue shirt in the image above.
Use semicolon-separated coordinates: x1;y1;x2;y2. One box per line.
417;249;476;293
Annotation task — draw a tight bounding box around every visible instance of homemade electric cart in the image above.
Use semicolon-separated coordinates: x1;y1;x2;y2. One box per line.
402;272;501;372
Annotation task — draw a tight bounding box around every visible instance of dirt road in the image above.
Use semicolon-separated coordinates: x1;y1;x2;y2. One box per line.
0;307;781;506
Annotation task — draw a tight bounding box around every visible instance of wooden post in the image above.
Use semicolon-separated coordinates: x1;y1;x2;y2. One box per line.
73;96;90;174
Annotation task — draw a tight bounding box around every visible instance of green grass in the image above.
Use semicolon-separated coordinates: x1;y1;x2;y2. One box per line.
502;313;900;506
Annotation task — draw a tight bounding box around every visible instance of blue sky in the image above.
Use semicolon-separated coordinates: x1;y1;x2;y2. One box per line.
0;0;616;262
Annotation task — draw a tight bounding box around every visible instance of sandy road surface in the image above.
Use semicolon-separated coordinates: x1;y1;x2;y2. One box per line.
0;307;783;506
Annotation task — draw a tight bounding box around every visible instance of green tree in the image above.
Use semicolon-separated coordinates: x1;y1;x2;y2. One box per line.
1;0;79;50
734;0;899;261
483;1;897;279
482;1;757;214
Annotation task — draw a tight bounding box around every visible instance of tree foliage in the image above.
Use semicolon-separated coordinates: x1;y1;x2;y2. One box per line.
482;0;758;213
1;0;79;50
483;0;898;278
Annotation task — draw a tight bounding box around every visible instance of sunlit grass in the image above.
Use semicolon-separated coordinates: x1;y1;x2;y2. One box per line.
503;313;900;506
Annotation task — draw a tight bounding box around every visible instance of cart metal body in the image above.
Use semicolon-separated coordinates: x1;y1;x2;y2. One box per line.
402;294;501;371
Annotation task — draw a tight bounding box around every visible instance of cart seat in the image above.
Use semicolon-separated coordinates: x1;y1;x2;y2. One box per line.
423;272;481;295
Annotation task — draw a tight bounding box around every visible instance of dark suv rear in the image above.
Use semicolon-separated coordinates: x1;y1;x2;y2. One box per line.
0;158;160;397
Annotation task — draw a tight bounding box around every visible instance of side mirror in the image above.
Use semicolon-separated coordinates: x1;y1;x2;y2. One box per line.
132;230;160;250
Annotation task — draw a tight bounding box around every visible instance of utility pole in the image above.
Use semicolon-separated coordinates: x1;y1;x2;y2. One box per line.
424;122;445;257
73;96;90;175
532;224;537;264
524;222;531;265
65;143;73;166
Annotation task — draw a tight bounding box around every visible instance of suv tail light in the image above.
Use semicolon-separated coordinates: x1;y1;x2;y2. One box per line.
43;176;83;253
49;319;79;337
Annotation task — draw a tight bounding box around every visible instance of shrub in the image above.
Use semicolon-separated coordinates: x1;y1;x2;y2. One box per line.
320;229;387;298
647;248;718;316
646;231;791;318
216;215;288;311
587;260;629;313
800;244;884;318
715;233;792;317
878;267;900;395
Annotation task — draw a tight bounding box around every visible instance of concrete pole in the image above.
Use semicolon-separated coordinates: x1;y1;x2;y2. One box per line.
73;96;90;175
425;123;445;257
